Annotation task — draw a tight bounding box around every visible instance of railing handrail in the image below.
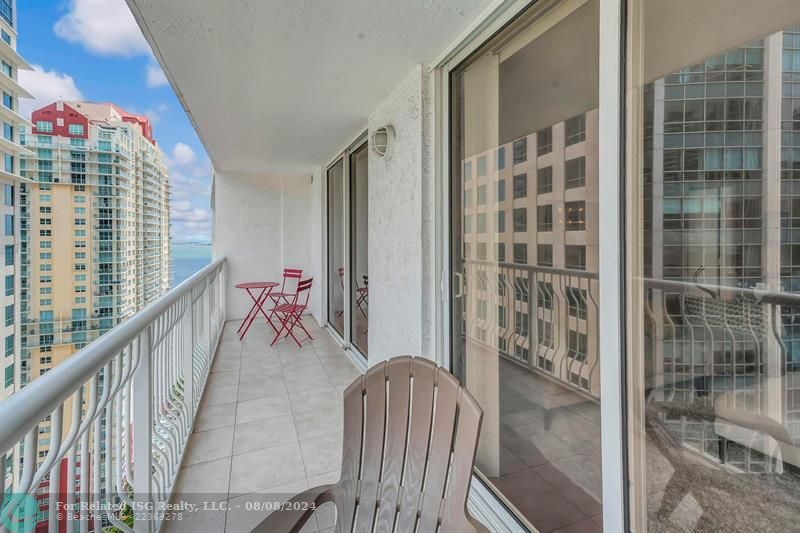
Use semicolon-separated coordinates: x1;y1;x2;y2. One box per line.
0;256;225;453
641;277;800;307
463;258;599;279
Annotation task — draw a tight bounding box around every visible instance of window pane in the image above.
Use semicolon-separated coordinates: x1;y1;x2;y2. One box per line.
513;207;527;232
537;126;553;155
565;113;586;145
513;173;527;199
537;205;553;232
537;166;553;193
565;156;586;189
513;138;527;163
565;200;586;230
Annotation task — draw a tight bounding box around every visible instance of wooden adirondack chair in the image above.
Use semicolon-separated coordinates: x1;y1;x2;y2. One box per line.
251;356;487;533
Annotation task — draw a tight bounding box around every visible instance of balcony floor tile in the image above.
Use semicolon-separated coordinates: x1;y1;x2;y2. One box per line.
173;456;231;496
236;394;292;423
299;433;343;478
184;426;235;466
195;402;237;432
237;379;285;402
233;415;298;455
171;318;350;532
229;443;307;495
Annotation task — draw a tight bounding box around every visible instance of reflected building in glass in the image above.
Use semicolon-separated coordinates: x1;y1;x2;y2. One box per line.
639;26;800;530
461;110;599;396
456;16;800;530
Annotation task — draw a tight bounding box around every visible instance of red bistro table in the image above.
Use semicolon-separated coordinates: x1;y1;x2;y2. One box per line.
235;281;279;340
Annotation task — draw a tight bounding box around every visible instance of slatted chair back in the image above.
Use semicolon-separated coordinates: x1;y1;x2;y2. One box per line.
291;277;313;311
280;267;303;295
334;356;485;533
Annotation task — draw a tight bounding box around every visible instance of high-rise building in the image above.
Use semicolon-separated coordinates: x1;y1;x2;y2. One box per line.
0;0;30;403
18;101;170;392
0;0;32;505
641;28;800;480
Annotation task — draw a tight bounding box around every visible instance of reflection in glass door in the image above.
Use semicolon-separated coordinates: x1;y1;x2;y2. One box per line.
627;5;800;531
449;1;603;530
349;143;369;356
327;158;345;336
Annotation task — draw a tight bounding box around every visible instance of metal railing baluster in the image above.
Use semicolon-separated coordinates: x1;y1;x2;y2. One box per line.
0;258;227;532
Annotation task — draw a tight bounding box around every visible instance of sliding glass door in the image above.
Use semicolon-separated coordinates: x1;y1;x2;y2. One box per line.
326;138;369;360
349;142;369;356
449;2;603;530
626;3;800;531
327;158;345;337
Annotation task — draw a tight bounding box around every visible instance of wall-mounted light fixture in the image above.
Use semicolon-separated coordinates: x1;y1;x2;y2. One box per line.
371;125;395;158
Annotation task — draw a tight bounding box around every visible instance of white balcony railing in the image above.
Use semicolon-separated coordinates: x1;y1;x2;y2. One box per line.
0;257;226;533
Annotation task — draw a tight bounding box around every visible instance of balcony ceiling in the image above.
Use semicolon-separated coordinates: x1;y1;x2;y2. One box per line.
127;0;491;176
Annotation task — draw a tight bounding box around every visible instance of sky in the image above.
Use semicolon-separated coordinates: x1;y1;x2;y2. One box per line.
16;0;212;243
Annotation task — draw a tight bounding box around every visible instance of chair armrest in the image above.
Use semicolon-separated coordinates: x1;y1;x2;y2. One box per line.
250;484;335;533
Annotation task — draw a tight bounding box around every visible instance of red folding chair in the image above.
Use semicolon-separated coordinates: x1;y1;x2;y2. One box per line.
270;278;314;347
270;268;303;307
354;274;368;318
335;267;345;319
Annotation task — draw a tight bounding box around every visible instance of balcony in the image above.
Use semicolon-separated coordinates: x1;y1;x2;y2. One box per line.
7;0;800;531
0;258;367;533
6;250;799;533
164;318;356;533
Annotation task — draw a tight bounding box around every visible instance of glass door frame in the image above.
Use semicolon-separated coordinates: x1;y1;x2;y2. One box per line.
433;0;628;530
348;141;370;357
325;155;348;343
323;131;369;365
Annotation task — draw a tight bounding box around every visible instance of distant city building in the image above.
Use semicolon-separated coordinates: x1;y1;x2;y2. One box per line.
0;0;32;505
0;0;27;403
17;101;170;461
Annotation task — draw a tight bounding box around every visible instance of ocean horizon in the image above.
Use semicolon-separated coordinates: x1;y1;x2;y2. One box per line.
172;242;212;286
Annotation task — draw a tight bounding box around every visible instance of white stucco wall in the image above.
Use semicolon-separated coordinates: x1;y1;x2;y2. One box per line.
212;172;320;320
367;65;436;364
212;65;437;358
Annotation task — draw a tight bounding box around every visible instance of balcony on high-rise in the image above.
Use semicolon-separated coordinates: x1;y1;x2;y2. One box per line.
4;1;800;532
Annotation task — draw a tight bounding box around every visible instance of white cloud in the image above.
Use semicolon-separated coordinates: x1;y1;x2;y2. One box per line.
18;65;84;118
145;63;168;88
54;0;168;89
170;201;211;241
142;103;166;124
172;143;197;166
167;146;212;241
144;109;161;125
54;0;151;58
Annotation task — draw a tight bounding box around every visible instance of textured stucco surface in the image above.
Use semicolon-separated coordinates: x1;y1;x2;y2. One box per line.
212;173;315;320
130;0;490;175
367;65;435;364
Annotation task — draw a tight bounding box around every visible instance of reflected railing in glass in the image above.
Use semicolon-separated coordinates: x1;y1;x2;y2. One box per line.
641;276;800;526
463;259;600;397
